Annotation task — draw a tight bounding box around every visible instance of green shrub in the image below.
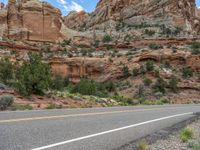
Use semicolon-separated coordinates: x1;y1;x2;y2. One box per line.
0;83;7;89
144;29;155;36
188;140;200;150
51;75;68;91
15;53;52;96
191;42;200;55
46;103;56;109
122;65;130;78
143;77;152;86
182;67;193;79
137;140;148;150
154;78;167;94
102;34;112;43
137;84;145;98
61;39;71;47
168;75;178;93
132;68;139;77
149;43;163;50
104;81;116;92
180;127;194;143
192;49;200;55
146;61;154;72
0;95;14;110
11;104;33;111
0;58;14;84
72;78;96;96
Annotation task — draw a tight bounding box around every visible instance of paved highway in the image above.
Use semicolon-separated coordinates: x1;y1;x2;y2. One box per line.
0;105;200;150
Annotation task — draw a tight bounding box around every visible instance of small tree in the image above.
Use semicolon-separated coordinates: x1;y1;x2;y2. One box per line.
143;77;152;86
146;60;154;72
182;67;193;79
104;81;116;92
154;78;166;94
51;75;68;91
122;65;130;78
0;58;14;84
168;75;178;93
72;78;96;95
15;53;52;96
102;34;112;43
191;42;200;55
132;68;139;77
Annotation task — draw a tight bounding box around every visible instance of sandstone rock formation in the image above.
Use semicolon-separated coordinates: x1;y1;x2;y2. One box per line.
2;0;65;42
83;0;200;34
63;11;89;31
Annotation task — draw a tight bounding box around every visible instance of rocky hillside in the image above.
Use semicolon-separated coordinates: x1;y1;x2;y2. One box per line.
65;0;200;37
0;0;200;109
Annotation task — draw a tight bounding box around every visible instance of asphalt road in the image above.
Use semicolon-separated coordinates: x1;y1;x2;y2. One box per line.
0;105;200;150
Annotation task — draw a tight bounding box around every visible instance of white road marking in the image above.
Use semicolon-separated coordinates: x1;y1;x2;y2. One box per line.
31;112;193;150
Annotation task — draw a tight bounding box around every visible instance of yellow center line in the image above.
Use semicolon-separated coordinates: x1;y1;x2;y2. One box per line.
0;106;196;124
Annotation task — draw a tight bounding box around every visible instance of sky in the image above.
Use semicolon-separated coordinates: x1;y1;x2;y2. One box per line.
1;0;200;16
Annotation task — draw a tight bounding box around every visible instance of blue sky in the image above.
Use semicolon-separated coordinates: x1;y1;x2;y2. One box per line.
1;0;200;16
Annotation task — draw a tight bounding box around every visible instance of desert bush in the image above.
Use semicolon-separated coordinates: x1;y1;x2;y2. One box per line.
146;61;154;72
46;103;56;109
154;78;167;94
0;58;14;84
168;75;178;93
102;34;112;43
61;39;71;47
180;127;194;143
72;78;96;95
144;29;155;36
51;75;68;91
191;42;200;55
122;65;130;78
143;77;152;86
182;67;193;79
11;104;33;111
188;140;200;150
137;140;148;150
0;95;13;110
149;43;163;50
15;53;52;96
132;68;139;77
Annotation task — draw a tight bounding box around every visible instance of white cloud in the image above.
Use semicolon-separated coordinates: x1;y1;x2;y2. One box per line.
63;1;84;12
57;0;67;5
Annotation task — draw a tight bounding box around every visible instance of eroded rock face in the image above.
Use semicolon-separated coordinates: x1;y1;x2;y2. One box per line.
85;0;200;34
63;11;89;30
5;0;64;42
50;57;106;83
0;3;7;38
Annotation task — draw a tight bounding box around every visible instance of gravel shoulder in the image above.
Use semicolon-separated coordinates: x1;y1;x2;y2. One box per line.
118;114;200;150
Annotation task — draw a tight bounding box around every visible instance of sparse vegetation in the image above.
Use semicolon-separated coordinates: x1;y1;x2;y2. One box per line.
0;58;14;84
146;61;154;72
189;140;200;150
180;127;194;143
149;43;163;50
122;65;130;78
102;34;112;43
154;78;167;94
143;77;152;86
191;42;200;55
168;75;178;93
11;104;33;111
0;95;14;110
182;67;193;79
138;140;148;150
132;68;139;77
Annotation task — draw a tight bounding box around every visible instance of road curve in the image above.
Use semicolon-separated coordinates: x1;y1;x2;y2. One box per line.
0;104;200;150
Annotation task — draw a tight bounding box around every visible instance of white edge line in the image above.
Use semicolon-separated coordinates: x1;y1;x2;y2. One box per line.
31;112;193;150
